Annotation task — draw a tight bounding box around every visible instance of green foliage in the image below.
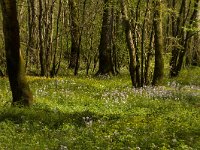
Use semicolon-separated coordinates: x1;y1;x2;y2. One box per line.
0;70;200;149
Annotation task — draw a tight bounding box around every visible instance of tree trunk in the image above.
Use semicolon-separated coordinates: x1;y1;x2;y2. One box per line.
170;0;186;77
145;29;154;85
1;0;33;106
50;0;62;77
96;0;114;76
170;0;199;76
68;0;80;70
152;0;164;85
38;0;46;76
176;0;199;72
140;0;150;87
74;0;87;75
26;0;35;71
121;0;137;87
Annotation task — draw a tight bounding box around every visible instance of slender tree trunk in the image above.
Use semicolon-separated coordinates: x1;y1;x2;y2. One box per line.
112;9;121;74
145;29;154;85
152;0;164;85
141;0;150;87
170;0;186;77
38;0;46;76
74;0;87;75
169;0;178;77
26;0;35;71
121;0;137;87
176;0;199;72
45;0;55;77
68;0;79;69
170;0;199;76
110;2;119;75
1;0;33;106
50;0;62;77
133;0;141;87
193;0;200;66
192;1;200;66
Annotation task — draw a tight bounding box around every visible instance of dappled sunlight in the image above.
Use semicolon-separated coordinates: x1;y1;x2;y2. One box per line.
0;70;200;149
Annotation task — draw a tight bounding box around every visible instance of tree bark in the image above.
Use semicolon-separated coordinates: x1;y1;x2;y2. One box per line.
170;0;186;77
121;0;137;87
68;0;80;70
152;0;164;85
170;0;199;76
176;0;199;72
141;0;150;87
50;0;62;77
26;0;35;71
1;0;33;106
96;0;114;76
38;0;46;76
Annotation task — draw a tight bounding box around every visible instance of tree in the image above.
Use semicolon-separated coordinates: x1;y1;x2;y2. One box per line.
152;0;164;85
121;0;137;87
0;0;33;106
50;0;62;77
68;0;80;70
96;0;114;76
169;0;199;77
176;0;199;72
25;0;35;71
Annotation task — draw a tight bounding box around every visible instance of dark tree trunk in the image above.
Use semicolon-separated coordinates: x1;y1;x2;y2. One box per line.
111;4;119;75
176;0;199;73
140;0;150;87
170;0;186;77
38;0;46;76
68;0;80;70
152;0;164;85
74;0;87;76
170;0;199;77
1;0;33;106
26;0;35;71
96;0;114;76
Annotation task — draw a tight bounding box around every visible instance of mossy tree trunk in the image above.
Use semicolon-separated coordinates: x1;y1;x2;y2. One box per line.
0;0;33;106
152;0;164;85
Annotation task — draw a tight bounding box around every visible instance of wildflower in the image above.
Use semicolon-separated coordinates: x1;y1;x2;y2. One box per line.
83;116;93;127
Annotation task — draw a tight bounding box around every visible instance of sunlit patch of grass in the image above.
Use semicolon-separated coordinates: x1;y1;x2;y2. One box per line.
167;66;200;86
0;69;200;149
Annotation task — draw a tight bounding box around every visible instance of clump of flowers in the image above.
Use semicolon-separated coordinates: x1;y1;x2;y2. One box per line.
102;89;129;103
83;116;93;127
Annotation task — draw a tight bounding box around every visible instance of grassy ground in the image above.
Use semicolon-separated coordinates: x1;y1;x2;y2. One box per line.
0;67;200;149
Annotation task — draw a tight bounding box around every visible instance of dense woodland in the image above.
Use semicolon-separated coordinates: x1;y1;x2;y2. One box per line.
0;0;199;76
0;0;200;149
1;0;200;105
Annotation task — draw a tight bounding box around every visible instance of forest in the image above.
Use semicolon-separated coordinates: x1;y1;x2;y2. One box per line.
0;0;200;149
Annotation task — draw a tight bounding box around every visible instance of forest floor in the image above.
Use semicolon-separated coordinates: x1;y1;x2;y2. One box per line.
0;67;200;149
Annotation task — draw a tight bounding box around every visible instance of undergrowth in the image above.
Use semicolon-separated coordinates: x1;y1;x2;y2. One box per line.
0;67;200;149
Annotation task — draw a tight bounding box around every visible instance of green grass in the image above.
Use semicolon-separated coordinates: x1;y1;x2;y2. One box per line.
0;68;200;149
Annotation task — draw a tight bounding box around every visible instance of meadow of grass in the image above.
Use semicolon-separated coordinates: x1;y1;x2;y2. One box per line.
0;67;200;149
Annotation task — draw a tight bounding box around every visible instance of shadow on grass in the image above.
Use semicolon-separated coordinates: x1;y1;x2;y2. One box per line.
0;105;121;129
